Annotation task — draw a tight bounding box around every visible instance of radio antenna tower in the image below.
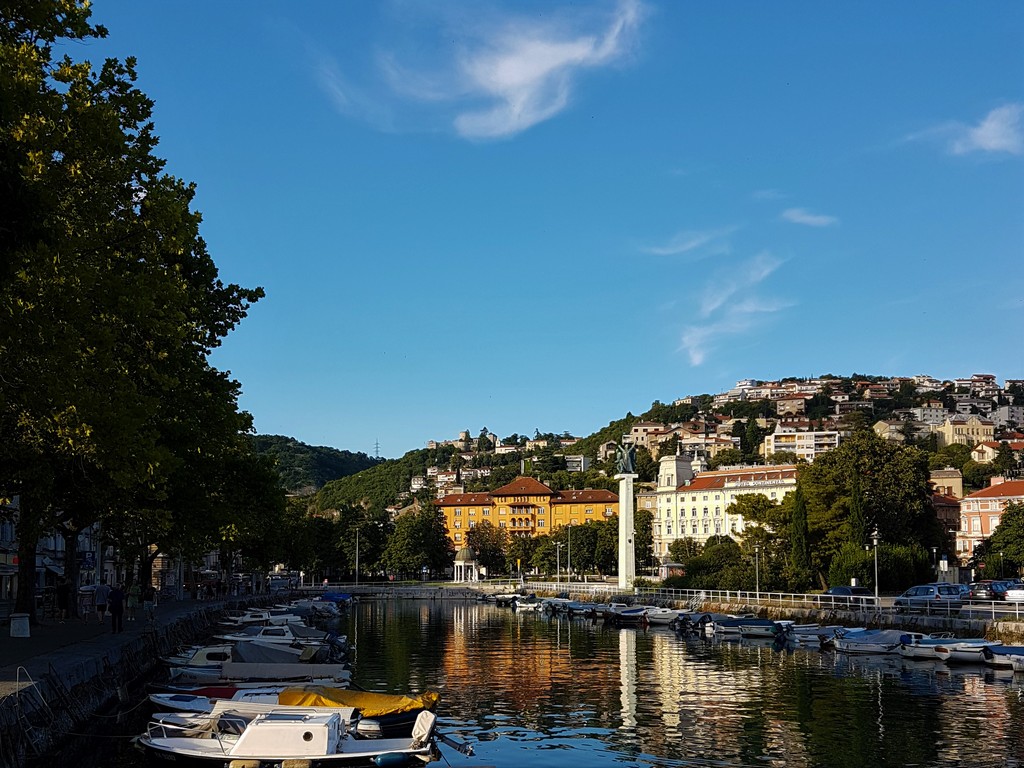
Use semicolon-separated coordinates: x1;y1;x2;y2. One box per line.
374;439;381;458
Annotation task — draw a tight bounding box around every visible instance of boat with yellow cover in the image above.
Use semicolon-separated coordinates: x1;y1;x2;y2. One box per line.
150;685;440;739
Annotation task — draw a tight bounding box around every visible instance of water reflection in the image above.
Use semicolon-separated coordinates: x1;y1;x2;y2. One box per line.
341;600;1024;768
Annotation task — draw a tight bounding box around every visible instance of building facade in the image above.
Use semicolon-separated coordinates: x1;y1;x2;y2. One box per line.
435;477;618;547
956;478;1024;564
651;454;798;558
764;426;840;462
934;414;995;448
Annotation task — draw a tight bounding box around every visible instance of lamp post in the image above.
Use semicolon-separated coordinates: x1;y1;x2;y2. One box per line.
555;543;563;583
871;528;880;604
354;528;360;586
931;546;938;577
567;523;573;583
754;545;761;601
1000;551;1004;578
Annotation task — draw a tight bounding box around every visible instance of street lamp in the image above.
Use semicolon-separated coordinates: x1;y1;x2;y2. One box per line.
555;542;563;583
871;528;880;604
355;529;360;586
754;545;761;602
567;523;573;583
1000;551;1004;578
931;547;938;577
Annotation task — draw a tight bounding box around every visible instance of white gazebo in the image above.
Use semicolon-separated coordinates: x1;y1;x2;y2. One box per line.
453;546;480;582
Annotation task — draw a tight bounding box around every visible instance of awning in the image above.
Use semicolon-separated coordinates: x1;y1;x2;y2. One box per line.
46;564;64;576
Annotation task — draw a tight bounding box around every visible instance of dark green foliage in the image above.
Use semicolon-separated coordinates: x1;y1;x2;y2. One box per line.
466;521;509;575
250;435;381;492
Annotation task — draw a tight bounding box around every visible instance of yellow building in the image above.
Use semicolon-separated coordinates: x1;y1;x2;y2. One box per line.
934;414;995;448
435;476;618;546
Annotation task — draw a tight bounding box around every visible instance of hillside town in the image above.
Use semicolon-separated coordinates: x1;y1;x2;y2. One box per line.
2;371;1023;607
415;373;1022;576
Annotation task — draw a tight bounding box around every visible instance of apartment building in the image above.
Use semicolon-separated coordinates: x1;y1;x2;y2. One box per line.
764;426;840;462
933;414;995;448
650;453;797;558
435;476;618;548
956;478;1024;564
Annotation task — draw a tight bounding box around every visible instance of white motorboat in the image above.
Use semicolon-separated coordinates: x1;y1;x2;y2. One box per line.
645;607;689;626
833;629;906;655
138;708;442;766
214;622;340;647
932;640;1003;664
981;645;1024;669
898;632;957;660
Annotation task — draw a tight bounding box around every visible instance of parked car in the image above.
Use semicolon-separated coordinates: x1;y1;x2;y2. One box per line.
1005;586;1024;602
969;580;997;600
822;586;875;606
990;580;1018;601
933;582;970;598
893;584;963;614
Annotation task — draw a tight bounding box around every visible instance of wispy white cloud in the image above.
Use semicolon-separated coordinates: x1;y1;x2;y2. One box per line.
451;0;644;138
315;1;645;140
781;207;838;227
950;104;1023;155
641;227;734;257
904;103;1024;157
679;252;792;366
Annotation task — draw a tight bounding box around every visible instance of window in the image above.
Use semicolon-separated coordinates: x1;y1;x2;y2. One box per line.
455;533;462;541
499;521;506;528
454;521;461;529
605;507;614;516
971;518;981;532
537;520;545;528
482;509;490;516
770;492;777;499
454;508;462;516
666;524;672;534
989;516;1000;530
499;508;507;515
469;508;476;515
715;507;720;516
586;508;593;515
703;495;708;501
691;507;697;517
703;521;709;534
703;507;708;516
691;522;698;534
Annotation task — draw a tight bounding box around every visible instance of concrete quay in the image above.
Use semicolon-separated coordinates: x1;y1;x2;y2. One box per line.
0;595;267;768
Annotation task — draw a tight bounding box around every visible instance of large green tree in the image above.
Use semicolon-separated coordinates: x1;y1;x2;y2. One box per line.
1;3;262;617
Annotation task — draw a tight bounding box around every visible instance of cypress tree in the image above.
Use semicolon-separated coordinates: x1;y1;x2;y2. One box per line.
791;483;810;573
849;471;865;547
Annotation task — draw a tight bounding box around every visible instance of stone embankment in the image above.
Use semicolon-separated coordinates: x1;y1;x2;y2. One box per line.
0;598;267;768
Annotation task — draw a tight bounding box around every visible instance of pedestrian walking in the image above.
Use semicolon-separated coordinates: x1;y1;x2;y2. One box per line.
127;581;140;621
142;584;156;623
55;577;71;623
94;579;111;624
108;582;125;633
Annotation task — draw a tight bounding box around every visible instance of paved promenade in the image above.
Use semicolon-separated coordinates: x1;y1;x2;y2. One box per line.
0;596;233;697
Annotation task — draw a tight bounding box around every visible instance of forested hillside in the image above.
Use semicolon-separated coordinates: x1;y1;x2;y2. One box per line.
250;435;382;492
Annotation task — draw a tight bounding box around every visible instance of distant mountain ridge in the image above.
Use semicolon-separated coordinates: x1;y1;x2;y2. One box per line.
249;434;383;493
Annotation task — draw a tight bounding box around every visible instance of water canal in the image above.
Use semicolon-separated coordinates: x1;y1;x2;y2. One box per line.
111;598;1023;768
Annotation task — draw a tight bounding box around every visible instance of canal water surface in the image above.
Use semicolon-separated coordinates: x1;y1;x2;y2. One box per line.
115;598;1024;768
342;599;1023;768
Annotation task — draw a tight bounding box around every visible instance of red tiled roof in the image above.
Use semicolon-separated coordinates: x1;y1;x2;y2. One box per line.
490;476;555;497
435;493;492;507
552;489;618;504
676;465;798;491
975;441;1024;450
962;480;1024;500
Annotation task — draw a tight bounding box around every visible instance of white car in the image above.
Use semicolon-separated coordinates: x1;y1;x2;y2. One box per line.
1004;586;1024;602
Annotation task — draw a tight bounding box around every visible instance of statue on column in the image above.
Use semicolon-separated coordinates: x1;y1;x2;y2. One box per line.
615;442;636;475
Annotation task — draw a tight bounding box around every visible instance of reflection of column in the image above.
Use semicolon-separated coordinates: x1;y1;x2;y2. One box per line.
617;473;638;588
619;626;638;730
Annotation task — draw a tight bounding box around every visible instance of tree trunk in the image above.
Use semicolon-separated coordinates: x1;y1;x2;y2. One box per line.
60;526;81;618
15;529;39;621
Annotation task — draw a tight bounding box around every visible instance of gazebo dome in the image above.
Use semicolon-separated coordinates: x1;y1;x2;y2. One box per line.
455;546;477;563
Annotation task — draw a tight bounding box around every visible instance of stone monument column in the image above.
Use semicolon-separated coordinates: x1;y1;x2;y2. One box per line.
616;471;637;589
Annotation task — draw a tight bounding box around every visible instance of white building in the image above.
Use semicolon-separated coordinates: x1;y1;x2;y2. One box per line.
651;454;798;557
764;426;840;462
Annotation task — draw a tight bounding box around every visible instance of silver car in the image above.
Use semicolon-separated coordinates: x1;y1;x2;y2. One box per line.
893;584;963;614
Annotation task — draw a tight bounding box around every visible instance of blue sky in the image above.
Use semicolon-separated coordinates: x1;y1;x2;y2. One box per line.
86;1;1023;458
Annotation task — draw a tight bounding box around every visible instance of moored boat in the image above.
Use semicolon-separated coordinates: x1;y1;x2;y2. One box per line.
833;629;906;655
137;708;442;767
932;640;1002;664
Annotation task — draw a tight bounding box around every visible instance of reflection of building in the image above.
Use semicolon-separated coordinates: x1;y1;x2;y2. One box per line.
956;478;1024;563
435;477;618;547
